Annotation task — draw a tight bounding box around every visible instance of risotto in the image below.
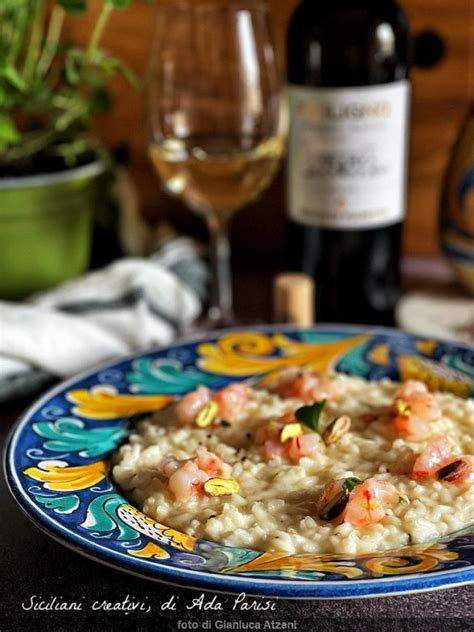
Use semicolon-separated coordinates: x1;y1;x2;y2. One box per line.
112;373;474;555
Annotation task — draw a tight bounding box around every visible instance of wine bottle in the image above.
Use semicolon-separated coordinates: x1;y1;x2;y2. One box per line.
287;0;411;325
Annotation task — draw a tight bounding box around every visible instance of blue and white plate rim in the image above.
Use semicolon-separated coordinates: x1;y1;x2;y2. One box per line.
4;324;474;599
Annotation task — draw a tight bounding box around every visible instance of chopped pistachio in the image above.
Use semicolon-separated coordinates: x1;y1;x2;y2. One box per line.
396;399;411;416
280;422;304;444
195;401;219;428
323;415;351;445
203;478;240;497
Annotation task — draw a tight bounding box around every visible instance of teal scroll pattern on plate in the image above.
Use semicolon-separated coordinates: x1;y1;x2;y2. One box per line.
34;493;80;514
33;418;128;458
301;332;374;378
81;493;139;541
126;358;214;394
442;351;474;382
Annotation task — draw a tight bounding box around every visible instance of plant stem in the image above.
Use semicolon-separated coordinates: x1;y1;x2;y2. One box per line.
86;2;114;60
37;5;66;79
23;0;47;83
7;4;30;66
0;128;56;162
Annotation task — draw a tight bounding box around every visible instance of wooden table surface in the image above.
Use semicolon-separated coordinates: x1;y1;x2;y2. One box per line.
1;260;473;632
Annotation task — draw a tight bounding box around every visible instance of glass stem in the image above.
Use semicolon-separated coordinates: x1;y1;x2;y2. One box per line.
206;213;234;324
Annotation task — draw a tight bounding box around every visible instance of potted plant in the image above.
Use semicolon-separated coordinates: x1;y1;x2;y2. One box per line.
0;0;136;299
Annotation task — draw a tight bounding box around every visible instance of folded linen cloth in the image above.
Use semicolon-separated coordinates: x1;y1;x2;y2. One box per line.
0;237;207;402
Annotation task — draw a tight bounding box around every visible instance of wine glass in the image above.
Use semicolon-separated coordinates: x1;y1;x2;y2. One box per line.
146;2;284;327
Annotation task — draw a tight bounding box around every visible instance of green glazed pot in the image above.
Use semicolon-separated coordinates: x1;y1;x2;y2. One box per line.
0;161;105;299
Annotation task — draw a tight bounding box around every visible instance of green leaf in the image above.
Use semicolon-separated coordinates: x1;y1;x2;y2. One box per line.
295;400;327;434
115;59;137;87
58;0;88;16
0;89;16;110
0;114;21;146
106;0;131;8
0;66;27;91
342;477;363;493
91;86;112;113
65;51;81;85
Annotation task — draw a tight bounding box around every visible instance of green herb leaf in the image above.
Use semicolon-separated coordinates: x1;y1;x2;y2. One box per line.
295;400;327;434
58;0;88;16
399;495;409;505
342;477;363;493
91;86;112;113
0;114;21;146
107;0;132;8
0;66;27;92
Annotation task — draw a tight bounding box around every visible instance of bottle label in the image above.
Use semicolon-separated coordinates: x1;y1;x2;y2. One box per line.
288;81;410;230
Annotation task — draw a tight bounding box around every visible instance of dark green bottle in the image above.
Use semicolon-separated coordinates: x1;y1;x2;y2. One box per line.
287;0;412;325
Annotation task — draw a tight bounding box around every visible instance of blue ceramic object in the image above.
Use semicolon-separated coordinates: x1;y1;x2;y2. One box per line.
4;326;474;598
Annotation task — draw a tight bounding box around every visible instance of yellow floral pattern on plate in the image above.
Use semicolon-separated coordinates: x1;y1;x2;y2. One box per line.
67;386;176;419
197;332;369;379
24;459;107;491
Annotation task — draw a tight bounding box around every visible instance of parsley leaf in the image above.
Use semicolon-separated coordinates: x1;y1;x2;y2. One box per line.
295;400;327;434
342;477;363;493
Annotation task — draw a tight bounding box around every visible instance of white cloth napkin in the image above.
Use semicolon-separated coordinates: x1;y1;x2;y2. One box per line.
0;239;206;401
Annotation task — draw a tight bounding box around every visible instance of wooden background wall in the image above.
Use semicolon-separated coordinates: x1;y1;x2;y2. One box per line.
68;0;473;258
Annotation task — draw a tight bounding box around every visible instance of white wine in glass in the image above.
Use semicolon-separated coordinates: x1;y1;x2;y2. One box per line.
147;4;284;326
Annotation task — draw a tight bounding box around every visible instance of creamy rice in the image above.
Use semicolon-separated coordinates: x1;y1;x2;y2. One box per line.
112;375;474;555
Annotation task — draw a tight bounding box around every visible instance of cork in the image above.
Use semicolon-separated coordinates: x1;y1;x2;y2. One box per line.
273;273;315;326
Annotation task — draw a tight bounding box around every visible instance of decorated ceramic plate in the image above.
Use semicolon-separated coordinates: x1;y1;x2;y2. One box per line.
5;326;474;598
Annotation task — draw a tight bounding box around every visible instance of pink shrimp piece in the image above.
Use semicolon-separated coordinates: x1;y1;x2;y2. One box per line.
255;419;286;461
168;460;209;502
175;386;211;425
411;434;451;480
255;412;322;463
410;396;442;423
278;412;299;425
317;479;346;510
392;380;442;437
272;367;299;392
398;380;429;399
194;446;232;478
255;424;277;446
287;433;322;463
273;368;338;403
213;383;249;421
343;479;399;527
158;456;181;478
393;414;431;437
260;439;287;461
316;478;347;523
254;412;298;461
254;412;296;444
165;448;232;500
